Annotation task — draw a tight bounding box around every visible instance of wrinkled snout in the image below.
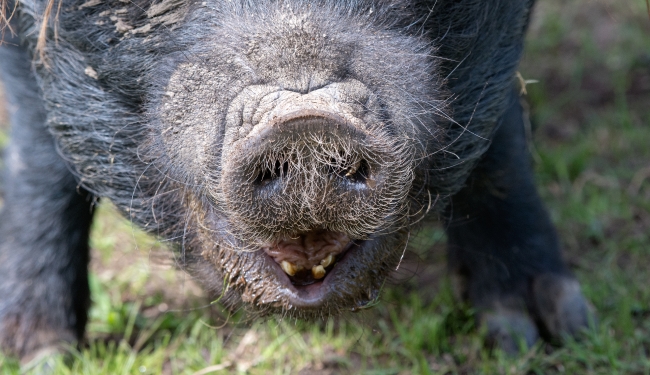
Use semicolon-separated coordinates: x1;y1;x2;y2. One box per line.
220;82;414;244
233;111;379;201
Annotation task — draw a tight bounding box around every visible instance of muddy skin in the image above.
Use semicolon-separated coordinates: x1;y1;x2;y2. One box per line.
0;0;593;363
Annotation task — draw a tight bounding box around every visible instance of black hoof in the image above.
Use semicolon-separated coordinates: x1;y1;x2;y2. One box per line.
473;274;594;354
531;274;595;341
481;304;539;354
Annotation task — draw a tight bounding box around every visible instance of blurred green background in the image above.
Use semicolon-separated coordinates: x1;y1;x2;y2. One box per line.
1;0;650;374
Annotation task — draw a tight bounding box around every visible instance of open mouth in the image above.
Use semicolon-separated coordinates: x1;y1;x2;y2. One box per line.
262;229;355;287
200;208;388;313
257;229;376;310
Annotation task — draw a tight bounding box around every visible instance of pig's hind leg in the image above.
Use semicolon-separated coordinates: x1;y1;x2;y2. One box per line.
0;29;95;364
445;88;594;353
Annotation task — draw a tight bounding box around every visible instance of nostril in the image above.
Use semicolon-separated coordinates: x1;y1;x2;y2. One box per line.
254;160;289;186
282;161;289;177
253;166;272;185
342;159;371;185
252;155;374;188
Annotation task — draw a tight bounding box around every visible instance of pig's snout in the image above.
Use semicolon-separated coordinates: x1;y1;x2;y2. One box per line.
220;82;413;244
243;111;378;195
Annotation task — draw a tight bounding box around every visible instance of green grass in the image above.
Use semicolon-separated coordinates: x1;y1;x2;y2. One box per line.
2;0;650;373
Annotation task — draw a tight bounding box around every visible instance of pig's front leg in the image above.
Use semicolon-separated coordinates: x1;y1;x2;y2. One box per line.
445;88;594;353
0;22;95;365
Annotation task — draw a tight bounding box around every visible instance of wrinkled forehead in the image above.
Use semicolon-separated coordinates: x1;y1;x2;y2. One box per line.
166;0;433;92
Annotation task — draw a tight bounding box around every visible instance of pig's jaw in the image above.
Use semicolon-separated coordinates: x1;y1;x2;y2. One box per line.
196;209;404;316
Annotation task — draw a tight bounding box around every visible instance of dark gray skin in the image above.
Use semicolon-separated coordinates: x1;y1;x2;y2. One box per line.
0;0;593;364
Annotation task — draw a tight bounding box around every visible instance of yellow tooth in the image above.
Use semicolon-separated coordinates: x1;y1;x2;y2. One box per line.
312;265;326;279
281;261;298;276
320;254;335;268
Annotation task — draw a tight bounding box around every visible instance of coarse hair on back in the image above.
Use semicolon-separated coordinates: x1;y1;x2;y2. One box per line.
1;0;61;63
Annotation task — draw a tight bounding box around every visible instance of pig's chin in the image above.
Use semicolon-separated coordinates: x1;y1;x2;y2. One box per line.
196;210;402;317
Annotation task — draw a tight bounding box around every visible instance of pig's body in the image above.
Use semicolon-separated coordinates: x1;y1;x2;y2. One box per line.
0;0;591;362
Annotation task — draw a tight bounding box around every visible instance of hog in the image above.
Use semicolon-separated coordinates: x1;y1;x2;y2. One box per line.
0;0;593;364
